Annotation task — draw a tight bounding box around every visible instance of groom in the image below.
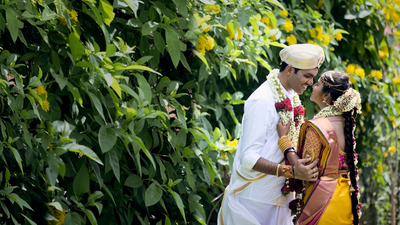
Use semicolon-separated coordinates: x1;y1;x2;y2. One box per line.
218;44;325;225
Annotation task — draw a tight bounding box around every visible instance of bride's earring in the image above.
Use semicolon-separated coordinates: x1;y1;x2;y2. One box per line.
323;97;329;105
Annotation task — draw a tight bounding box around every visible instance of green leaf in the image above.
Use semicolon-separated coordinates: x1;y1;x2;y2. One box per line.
35;26;50;47
185;163;196;191
69;33;85;62
65;143;104;165
51;51;61;72
145;182;163;207
120;84;139;99
46;202;63;212
124;0;141;17
131;135;156;169
88;92;105;120
100;0;115;26
82;209;98;225
166;27;181;68
193;51;209;69
108;150;120;182
238;8;250;27
142;21;159;36
111;77;122;98
73;164;90;200
6;193;33;211
21;214;38;225
172;0;188;17
189;194;206;225
134;74;152;105
87;191;104;204
42;6;57;20
153;31;165;54
265;11;277;28
20;123;32;148
170;191;186;223
120;65;161;75
102;185;116;206
106;44;116;56
267;0;285;9
9;146;23;173
5;8;19;43
124;174;143;188
99;126;117;153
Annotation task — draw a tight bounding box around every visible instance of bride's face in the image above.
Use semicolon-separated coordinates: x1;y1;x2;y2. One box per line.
310;77;325;107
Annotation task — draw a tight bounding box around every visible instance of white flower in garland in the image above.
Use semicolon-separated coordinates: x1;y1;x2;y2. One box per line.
267;69;305;150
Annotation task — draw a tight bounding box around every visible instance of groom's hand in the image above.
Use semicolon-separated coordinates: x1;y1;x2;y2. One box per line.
293;158;319;182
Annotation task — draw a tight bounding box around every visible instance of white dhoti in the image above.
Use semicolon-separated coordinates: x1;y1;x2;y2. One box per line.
217;171;294;225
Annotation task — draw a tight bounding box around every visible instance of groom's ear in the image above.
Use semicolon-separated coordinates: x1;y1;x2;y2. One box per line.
285;65;294;75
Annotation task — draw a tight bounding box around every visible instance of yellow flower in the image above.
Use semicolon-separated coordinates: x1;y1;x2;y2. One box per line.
371;84;379;91
205;5;221;14
200;23;211;32
349;76;356;84
34;85;48;98
261;17;273;29
379;46;389;59
314;0;324;9
42;100;50;112
315;27;323;37
226;25;243;40
286;34;297;45
389;146;396;154
346;64;355;74
393;77;400;84
58;16;67;26
227;139;239;153
370;70;383;80
220;151;227;160
282;19;293;32
280;10;288;17
394;92;398;97
271;34;277;41
67;9;78;22
307;39;318;45
261;17;270;24
48;207;66;225
395;31;400;37
330;47;335;51
383;152;388;157
365;102;372;112
390;116;396;121
320;34;330;46
377;164;383;173
355;68;365;79
205;35;215;50
309;29;317;38
333;32;343;41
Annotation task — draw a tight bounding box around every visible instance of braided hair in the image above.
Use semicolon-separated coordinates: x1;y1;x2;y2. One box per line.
321;71;360;225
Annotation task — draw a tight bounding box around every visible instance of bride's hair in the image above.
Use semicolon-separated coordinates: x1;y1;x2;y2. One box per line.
321;71;360;225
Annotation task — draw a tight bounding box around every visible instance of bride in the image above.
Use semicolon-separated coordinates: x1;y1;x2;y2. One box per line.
277;71;362;225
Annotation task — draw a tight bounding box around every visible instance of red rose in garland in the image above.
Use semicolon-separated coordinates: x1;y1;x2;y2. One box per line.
294;105;305;117
275;102;285;110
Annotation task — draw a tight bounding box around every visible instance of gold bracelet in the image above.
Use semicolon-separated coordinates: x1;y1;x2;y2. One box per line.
278;136;293;154
276;164;281;177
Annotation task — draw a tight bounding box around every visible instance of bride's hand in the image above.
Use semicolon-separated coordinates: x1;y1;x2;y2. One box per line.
277;119;291;138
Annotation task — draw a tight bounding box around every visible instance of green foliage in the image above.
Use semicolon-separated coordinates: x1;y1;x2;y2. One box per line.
0;0;399;224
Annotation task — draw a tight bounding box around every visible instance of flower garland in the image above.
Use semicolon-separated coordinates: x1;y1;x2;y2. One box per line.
267;69;305;149
314;88;362;119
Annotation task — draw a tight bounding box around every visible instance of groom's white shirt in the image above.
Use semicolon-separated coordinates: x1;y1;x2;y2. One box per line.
218;78;295;225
